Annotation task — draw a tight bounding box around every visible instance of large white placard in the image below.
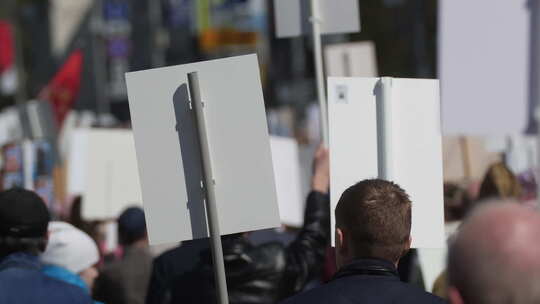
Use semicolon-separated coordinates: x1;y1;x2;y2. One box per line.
274;0;361;38
82;129;143;219
270;136;303;227
329;77;445;248
439;0;530;134
126;55;280;245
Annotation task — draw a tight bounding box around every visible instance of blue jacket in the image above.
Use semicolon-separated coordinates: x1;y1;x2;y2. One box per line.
0;252;93;304
281;258;446;304
42;264;104;304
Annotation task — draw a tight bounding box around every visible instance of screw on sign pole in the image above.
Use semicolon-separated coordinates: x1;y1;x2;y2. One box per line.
376;77;394;181
530;0;540;208
310;0;329;147
187;72;229;304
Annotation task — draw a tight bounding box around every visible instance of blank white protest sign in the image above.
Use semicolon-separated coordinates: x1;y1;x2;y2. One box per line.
126;55;280;245
270;136;303;227
274;0;360;38
82;129;143;219
329;77;445;248
439;0;530;134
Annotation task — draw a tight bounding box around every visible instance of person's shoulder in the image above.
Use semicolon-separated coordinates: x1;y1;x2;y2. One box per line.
280;281;342;304
399;282;446;303
0;266;91;302
281;277;445;304
47;278;94;301
34;272;94;303
156;239;209;265
379;280;445;303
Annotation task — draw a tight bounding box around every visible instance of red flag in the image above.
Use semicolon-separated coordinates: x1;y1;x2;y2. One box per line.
0;20;17;96
41;50;83;127
0;21;14;74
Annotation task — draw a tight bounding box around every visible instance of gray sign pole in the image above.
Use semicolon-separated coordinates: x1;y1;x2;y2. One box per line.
529;0;540;208
310;0;329;147
187;72;229;304
376;77;394;181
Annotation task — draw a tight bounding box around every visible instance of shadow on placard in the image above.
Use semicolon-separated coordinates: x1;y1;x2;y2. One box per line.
374;80;385;179
172;83;209;239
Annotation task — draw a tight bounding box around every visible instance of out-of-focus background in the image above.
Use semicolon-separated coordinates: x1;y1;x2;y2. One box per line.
1;0;530;214
0;0;536;293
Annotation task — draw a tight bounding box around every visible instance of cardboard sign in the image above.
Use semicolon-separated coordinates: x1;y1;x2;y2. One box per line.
274;0;360;38
442;136;502;183
329;77;445;248
82;129;143;219
325;41;377;78
439;0;530;134
270;136;303;227
126;55;280;245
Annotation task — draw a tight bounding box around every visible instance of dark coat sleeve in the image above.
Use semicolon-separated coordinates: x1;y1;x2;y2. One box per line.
145;256;171;304
279;190;330;299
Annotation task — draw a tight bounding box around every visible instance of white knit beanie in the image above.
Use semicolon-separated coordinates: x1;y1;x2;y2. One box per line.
41;221;100;274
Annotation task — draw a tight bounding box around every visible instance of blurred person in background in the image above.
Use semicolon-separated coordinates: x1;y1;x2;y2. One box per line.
448;202;540;304
147;146;330;304
477;162;522;202
146;237;210;304
68;196;109;258
94;206;152;304
282;180;445;304
0;188;93;303
69;195;100;239
432;183;473;298
41;221;102;304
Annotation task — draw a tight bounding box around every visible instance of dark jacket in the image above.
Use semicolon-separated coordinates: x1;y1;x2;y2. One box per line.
281;259;446;304
94;247;153;304
147;191;330;304
0;252;94;304
146;237;211;304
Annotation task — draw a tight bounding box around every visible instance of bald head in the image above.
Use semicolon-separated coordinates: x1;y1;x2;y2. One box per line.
448;203;540;304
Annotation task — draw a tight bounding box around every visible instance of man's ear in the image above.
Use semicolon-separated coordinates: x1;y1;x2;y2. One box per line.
336;227;348;254
448;286;465;304
398;236;412;261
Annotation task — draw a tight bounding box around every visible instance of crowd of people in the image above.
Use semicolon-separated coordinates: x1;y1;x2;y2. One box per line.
0;148;539;303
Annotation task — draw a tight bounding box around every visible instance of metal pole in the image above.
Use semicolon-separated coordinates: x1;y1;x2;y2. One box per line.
377;77;394;180
90;0;110;126
529;0;540;207
187;72;229;304
7;0;33;139
310;0;329;147
148;0;165;67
